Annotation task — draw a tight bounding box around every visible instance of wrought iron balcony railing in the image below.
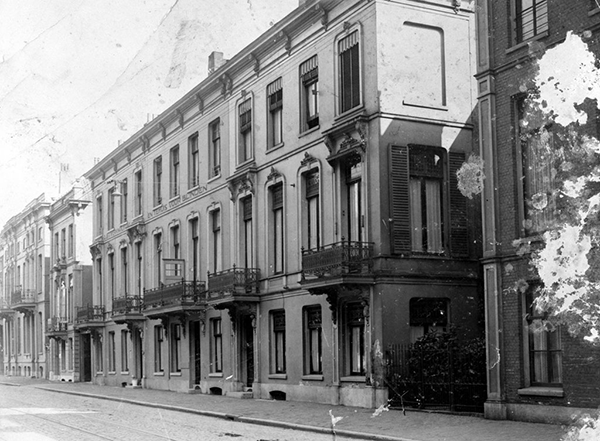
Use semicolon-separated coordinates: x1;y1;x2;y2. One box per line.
301;240;374;278
10;287;36;305
112;296;142;315
143;280;206;309
207;266;260;298
47;316;68;332
76;305;105;323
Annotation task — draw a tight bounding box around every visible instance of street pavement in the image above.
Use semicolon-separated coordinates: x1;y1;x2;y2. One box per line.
0;376;566;441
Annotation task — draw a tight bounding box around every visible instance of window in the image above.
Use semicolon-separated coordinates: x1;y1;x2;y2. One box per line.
109;253;115;301
135;170;143;216
136;242;142;296
242;197;253;268
517;97;556;233
211;318;223;373
239;99;253;162
514;0;548;44
95;337;103;372
190;218;199;282
409;298;448;343
171;225;180;260
338;31;360;113
271;184;284;274
189;133;199;188
61;228;66;257
171;324;181;373
68;224;74;257
300;56;319;131
121;247;128;296
120;179;128;223
211;210;221;273
345;161;363;242
154;325;163;372
121;330;129;372
525;290;562;386
170;146;180;198
304;306;322;375
108;331;116;372
154;233;162;286
154;156;163;206
346;302;366;376
210;119;221;177
271;310;286;374
304;170;320;249
38;227;43;242
54;233;59;260
108;188;115;230
267;78;283;148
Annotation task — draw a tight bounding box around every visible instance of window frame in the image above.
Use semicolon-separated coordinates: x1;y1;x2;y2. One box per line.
513;0;549;45
337;29;362;115
210;209;222;273
154;156;163;206
300;55;319;132
170;323;182;373
154;325;164;373
238;98;253;163
267;78;283;149
270;184;285;274
270;310;286;374
170;146;180;199
188;133;199;189
120;179;128;224
135;170;143;217
121;330;129;373
303;305;323;375
344;302;366;377
211;318;223;373
209;119;221;178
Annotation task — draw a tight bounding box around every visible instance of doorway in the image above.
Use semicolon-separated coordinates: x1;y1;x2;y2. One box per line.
81;333;92;382
240;315;254;389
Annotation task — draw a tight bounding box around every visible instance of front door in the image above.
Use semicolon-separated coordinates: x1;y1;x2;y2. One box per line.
192;321;201;385
81;334;92;382
241;316;254;388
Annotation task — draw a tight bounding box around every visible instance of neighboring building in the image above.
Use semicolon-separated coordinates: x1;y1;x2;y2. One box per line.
0;194;51;378
476;0;600;423
83;0;481;408
46;180;93;382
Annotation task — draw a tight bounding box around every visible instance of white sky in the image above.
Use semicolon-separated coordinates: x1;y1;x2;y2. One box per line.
0;0;298;227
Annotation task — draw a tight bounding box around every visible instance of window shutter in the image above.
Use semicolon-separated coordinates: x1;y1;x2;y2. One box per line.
390;145;410;254
449;151;469;257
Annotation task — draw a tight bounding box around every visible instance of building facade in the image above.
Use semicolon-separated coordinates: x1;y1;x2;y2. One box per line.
46;181;93;382
476;0;600;423
0;194;51;379
83;0;481;408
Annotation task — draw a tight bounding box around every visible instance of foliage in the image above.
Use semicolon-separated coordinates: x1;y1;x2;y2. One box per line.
456;154;485;199
562;412;600;441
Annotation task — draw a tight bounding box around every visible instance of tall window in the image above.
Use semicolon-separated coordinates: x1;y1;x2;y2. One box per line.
409;297;448;343
136;242;142;296
61;228;66;257
271;310;286;374
339;31;360;113
515;0;548;44
154;233;162;286
68;224;74;258
120;179;128;223
109;253;115;301
211;210;221;273
189;133;199;188
135;170;143;216
239;99;253;162
171;324;181;373
211;318;222;373
267;78;283;148
171;225;180;278
304;306;322;375
346;161;363;242
300;55;319;131
121;330;129;372
108;188;115;230
271;184;284;274
210;119;221;177
190;218;199;282
95;337;103;372
526;290;562;386
154;156;162;206
121;247;128;296
242;197;253;268
54;233;59;260
170;146;180;198
108;331;116;372
154;325;163;372
305;170;320;249
346;302;366;376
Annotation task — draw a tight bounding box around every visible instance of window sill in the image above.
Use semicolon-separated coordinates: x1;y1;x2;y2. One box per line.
402;100;448;111
335;105;364;122
589;8;600;16
299;125;320;138
95;372;104;376
169;195;180;203
171;372;182;376
236;159;255;170
153;371;165;376
132;214;144;222
268;373;287;380
518;387;564;397
505;31;549;55
301;374;324;381
266;142;285;154
207;174;221;184
108;371;116;375
209;373;223;378
340;376;366;383
120;371;130;375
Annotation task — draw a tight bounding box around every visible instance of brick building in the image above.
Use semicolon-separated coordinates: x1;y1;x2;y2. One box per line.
476;0;600;423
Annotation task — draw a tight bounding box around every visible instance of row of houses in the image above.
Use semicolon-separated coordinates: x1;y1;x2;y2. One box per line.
1;0;599;424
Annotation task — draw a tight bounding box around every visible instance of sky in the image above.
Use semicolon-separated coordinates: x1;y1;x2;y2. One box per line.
0;0;298;228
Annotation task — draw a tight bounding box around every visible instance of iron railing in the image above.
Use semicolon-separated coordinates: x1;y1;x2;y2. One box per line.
143;280;206;309
301;240;374;278
10;286;36;305
207;266;260;299
47;316;68;332
112;296;142;315
76;305;105;323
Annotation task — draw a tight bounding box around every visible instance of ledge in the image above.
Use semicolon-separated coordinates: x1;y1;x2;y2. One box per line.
153;371;165;376
518;387;564;397
402;100;448;111
266;142;285;154
268;373;288;380
298;125;320;138
208;373;223;378
301;374;324;381
505;31;549;55
170;372;182;377
589;8;600;16
340;376;366;383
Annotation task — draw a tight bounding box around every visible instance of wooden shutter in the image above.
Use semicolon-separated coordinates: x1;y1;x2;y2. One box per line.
449;151;469;257
390;145;410;254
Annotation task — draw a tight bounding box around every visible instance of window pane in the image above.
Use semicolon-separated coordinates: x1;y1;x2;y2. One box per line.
274;209;283;273
410;179;423;252
425;179;443;253
308;196;319;249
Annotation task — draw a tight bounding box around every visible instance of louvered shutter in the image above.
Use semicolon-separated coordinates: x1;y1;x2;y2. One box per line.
390;145;411;254
449;151;469;257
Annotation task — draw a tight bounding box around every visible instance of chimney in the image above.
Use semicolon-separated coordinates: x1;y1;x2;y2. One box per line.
208;51;226;74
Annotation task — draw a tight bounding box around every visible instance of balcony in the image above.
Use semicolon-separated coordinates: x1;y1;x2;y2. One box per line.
75;305;105;331
47;316;69;338
0;299;14;320
111;295;144;324
207;267;260;308
143;280;206;319
10;287;37;314
301;240;375;288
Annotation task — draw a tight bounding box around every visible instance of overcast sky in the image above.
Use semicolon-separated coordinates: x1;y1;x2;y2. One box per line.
0;0;298;228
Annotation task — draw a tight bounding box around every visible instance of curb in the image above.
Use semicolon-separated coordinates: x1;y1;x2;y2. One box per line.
0;381;20;387
34;386;418;441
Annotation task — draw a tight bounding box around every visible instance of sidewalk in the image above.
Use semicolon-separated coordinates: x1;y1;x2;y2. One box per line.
0;376;565;441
